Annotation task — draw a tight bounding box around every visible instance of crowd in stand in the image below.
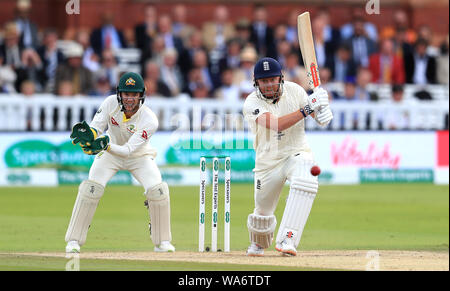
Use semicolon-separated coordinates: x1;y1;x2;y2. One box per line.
0;1;449;106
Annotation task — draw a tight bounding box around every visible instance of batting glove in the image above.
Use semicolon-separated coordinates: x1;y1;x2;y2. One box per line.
307;88;330;111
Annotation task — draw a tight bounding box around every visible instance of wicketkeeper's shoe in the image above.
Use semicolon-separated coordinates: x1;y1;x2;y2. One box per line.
275;239;297;256
66;240;80;253
246;243;264;257
154;241;175;252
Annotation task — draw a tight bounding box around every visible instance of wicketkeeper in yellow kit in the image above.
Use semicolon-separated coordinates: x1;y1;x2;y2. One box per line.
65;72;175;253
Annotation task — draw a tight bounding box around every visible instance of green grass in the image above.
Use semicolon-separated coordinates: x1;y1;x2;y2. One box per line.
0;184;448;270
0;254;324;271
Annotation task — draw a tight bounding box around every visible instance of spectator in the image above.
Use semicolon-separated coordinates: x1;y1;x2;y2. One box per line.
319;67;338;100
404;38;437;84
336;77;358;101
380;10;416;45
234;18;252;48
276;39;292;68
186;68;210;98
192;49;215;92
88;75;114;97
20;79;35;96
143;60;171;97
201;5;236;53
13;0;39;49
172;4;196;44
232;46;257;99
54;43;95;95
311;10;340;69
285;10;302;46
345;16;377;68
214;68;240;102
250;5;277;59
135;4;158;65
157;14;185;58
355;67;378;101
218;38;242;72
95;49;120;90
393;27;414;79
178;29;207;78
382;84;412;130
326;43;357;83
335;77;360;129
159;48;183;96
20;78;36;131
90;12;127;56
57;80;75;97
0;22;23;71
341;8;378;42
316;8;341;54
437;36;449;85
150;35;166;66
369;38;405;84
416;25;440;56
0;55;17;93
283;50;308;90
76;29;100;73
17;48;44;92
274;24;288;45
36;28;65;93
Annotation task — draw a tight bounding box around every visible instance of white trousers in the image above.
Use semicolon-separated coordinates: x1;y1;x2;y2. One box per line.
89;151;162;191
252;151;315;216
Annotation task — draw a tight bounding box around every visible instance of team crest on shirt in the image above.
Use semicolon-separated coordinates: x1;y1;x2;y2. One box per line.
111;117;119;126
127;124;136;133
125;78;136;86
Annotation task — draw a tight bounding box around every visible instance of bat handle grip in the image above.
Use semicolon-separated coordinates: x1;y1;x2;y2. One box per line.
312;86;324;114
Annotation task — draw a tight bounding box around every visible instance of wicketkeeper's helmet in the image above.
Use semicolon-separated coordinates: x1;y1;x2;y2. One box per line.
116;72;146;111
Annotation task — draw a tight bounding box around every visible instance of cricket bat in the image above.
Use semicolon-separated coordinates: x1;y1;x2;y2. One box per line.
297;12;321;92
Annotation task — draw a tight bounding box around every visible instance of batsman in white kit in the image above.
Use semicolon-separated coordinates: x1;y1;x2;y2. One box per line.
244;58;333;256
65;72;175;253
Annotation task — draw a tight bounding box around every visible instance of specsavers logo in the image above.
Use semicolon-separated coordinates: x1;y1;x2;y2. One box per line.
4;140;93;170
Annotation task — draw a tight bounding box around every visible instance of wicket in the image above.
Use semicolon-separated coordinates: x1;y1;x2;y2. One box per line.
199;156;231;252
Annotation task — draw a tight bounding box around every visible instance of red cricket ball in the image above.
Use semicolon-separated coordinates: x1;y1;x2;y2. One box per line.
310;165;321;176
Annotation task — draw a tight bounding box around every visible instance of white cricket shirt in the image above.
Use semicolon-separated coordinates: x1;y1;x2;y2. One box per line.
90;95;159;158
243;81;312;171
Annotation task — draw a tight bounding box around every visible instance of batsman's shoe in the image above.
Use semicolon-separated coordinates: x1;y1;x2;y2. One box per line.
275;239;297;256
66;240;80;253
246;243;264;257
154;241;175;252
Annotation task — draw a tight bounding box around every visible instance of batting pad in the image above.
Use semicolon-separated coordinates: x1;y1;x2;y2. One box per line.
65;180;104;246
247;214;277;248
145;182;171;245
276;165;318;248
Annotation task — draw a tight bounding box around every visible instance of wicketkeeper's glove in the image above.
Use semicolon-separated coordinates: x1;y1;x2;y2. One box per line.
80;135;110;155
70;121;98;146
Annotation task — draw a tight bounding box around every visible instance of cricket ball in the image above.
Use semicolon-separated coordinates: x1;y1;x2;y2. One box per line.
310;165;321;176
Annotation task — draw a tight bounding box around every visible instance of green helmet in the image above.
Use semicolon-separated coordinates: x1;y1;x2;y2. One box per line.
116;72;146;111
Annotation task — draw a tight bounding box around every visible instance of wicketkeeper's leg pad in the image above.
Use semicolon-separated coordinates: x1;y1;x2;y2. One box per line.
247;214;277;249
145;182;171;245
65;180;104;246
